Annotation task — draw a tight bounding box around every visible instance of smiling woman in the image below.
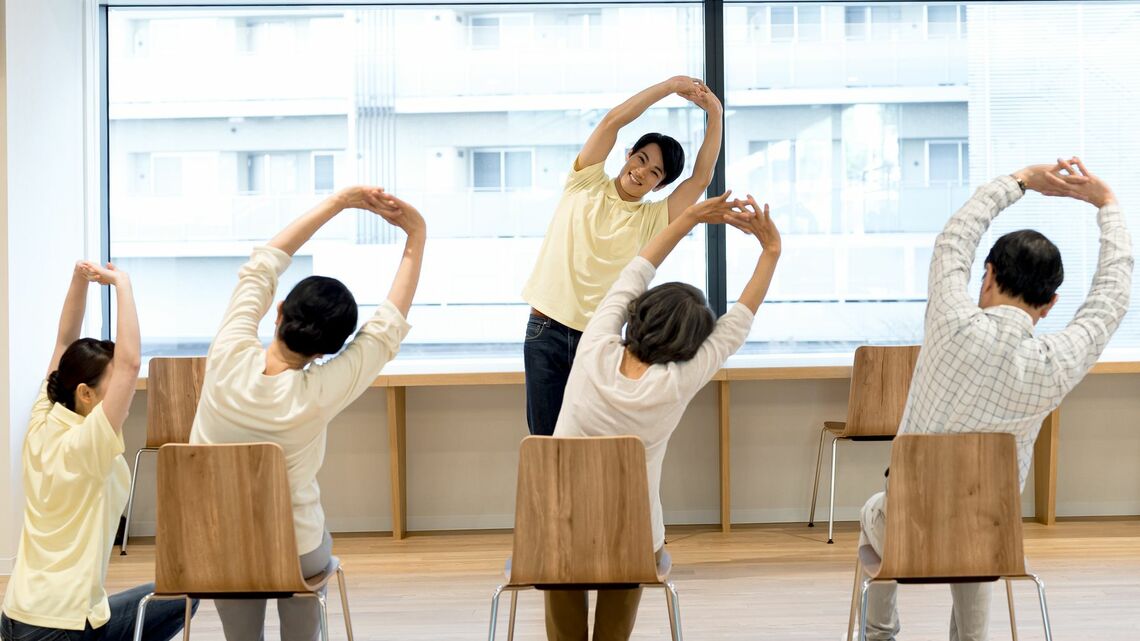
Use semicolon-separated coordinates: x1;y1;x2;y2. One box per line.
106;4;708;360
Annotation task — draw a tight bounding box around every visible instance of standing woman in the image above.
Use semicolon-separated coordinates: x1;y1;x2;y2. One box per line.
190;186;426;641
1;261;196;641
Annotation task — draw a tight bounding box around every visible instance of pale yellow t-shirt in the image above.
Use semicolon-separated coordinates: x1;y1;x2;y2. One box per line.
191;246;411;555
3;382;130;630
522;160;670;331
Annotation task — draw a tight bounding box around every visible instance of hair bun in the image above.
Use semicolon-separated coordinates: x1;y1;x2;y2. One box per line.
46;370;64;405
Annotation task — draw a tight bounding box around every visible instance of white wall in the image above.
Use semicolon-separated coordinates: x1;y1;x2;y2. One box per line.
1;0;90;572
118;372;1140;537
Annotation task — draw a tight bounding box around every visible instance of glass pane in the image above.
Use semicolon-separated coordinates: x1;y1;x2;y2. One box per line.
313;154;335;193
771;6;794;42
927;5;958;38
471;16;500;49
504;150;532;190
798;5;822;42
473;151;502;191
725;2;1140;355
109;4;706;358
845;6;867;40
928;142;960;184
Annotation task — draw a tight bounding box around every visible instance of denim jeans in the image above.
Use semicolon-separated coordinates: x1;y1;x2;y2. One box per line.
523;313;583;436
0;584;197;641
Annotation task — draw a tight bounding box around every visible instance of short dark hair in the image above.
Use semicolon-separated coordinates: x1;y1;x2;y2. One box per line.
631;133;685;187
278;276;359;357
984;229;1064;307
48;338;115;412
623;282;715;365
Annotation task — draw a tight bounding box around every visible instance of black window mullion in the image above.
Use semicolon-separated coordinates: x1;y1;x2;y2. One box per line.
704;0;727;317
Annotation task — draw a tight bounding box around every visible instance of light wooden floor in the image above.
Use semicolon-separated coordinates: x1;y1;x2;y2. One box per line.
3;520;1139;640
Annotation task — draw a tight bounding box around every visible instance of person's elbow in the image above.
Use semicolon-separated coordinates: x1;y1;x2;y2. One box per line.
117;353;143;379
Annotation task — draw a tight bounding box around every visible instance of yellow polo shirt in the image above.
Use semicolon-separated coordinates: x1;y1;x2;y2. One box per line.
2;382;131;630
522;160;670;331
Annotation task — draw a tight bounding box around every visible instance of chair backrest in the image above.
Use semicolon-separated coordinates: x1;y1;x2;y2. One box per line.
154;443;309;596
145;357;207;448
842;345;921;438
877;433;1026;581
509;436;660;587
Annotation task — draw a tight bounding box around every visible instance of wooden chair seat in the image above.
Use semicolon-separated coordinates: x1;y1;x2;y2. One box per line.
848;433;1054;641
131;444;355;641
809;345;921;543
122;357;207;555
487;436;684;640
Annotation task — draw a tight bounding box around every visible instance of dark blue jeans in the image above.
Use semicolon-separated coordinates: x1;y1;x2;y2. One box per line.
523;312;583;436
0;584;197;641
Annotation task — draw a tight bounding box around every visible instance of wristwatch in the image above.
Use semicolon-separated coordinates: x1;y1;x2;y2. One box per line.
1012;175;1027;193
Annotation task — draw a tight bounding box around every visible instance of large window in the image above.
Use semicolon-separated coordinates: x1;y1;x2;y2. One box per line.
108;4;706;358
107;2;1140;360
723;2;1140;352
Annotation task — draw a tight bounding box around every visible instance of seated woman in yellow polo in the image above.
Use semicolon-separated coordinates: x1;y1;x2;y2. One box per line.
1;261;196;641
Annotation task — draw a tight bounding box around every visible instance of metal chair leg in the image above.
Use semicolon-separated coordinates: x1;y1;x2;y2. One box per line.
506;590;518;641
122;448;152;555
848;555;863;641
1006;578;1018;641
336;566;354;641
182;596;193;641
1032;576;1053;641
132;594;154;641
317;593;330;641
666;582;683;641
828;437;840;544
809;426;828;527
859;579;872;641
487;585;504;641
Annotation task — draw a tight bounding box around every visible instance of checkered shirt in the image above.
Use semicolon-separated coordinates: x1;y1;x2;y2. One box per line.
898;176;1133;489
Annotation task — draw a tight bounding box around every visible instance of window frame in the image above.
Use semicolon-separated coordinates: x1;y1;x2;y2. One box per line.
470;147;535;193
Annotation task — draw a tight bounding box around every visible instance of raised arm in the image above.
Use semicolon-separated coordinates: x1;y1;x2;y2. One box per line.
734;196;782;314
576;76;704;170
927;161;1092;321
1040;158;1133;387
47;263;94;378
667;90;723;221
373;193;427;317
81;264;141;433
582;193;750;344
269;186;387;256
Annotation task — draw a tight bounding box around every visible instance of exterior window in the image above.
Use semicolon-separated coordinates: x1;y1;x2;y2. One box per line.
927;140;968;186
473;149;533;192
313;154;335;193
927;5;965;38
470;16;499;48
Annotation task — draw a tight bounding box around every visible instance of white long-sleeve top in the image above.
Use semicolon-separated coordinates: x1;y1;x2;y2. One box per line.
554;257;755;550
898;176;1133;489
190;246;410;554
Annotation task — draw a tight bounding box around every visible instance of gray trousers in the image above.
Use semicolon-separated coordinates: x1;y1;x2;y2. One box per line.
215;532;332;641
860;491;992;641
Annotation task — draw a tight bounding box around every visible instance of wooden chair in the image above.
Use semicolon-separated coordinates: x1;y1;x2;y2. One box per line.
121;357;206;554
132;443;354;641
847;433;1053;641
487;436;682;641
808;345;920;543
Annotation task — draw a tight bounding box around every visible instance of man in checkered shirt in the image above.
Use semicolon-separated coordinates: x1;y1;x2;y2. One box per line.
859;158;1132;641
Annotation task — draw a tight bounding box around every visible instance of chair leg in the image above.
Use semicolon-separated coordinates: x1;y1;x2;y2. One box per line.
487;585;505;641
182;596;193;641
848;555;863;641
1005;578;1018;641
666;582;683;641
808;426;828;527
132;594;154;641
316;593;330;641
336;566;354;641
121;448;151;555
506;590;518;641
1031;576;1053;641
859;579;872;641
828;437;840;544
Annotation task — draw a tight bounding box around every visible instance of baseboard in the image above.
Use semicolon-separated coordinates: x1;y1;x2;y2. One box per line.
408;513;515;531
730;507;864;525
